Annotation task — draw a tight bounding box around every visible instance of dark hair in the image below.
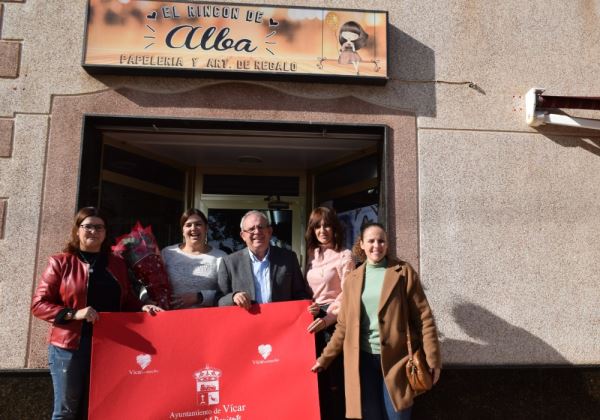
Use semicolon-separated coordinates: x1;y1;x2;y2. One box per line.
339;21;369;50
180;208;208;229
351;222;387;262
305;207;345;254
63;207;109;254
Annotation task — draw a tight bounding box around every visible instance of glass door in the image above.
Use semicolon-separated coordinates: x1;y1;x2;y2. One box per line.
311;149;380;250
98;139;190;249
198;195;304;263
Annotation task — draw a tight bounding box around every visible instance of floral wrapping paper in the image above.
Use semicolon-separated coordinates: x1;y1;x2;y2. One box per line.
112;222;172;310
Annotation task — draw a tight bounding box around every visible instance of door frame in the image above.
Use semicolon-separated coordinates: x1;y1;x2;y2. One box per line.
29;85;417;369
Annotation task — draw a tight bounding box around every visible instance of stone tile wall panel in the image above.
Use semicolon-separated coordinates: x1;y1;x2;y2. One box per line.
0;41;20;78
0;119;13;156
0;115;48;368
419;129;600;364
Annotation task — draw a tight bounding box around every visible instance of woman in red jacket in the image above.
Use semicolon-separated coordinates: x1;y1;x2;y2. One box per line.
31;207;162;420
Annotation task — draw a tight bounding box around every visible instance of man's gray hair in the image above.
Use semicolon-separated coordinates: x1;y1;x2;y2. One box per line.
240;210;270;230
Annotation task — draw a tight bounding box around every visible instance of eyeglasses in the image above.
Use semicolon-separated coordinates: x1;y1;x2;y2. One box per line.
79;224;105;232
242;224;269;234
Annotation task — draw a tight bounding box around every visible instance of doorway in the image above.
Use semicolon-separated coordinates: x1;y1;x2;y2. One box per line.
78;116;386;262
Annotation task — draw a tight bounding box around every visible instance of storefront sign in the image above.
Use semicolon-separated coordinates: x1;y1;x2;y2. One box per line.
89;300;319;419
83;0;388;83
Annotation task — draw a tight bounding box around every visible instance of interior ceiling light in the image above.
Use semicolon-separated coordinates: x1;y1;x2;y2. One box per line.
265;195;290;210
238;155;263;163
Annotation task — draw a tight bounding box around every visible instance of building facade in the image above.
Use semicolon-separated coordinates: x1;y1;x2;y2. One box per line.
0;0;599;418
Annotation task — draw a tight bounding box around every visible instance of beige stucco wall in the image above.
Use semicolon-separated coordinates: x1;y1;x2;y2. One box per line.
419;130;600;364
0;115;48;367
0;0;599;368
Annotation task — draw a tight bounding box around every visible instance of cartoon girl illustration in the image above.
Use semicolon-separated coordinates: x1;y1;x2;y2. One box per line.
338;21;369;75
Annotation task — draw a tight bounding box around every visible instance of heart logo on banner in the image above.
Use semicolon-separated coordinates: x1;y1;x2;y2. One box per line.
136;354;152;370
258;344;272;360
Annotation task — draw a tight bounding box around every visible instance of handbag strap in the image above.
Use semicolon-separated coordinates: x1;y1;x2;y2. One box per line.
401;265;414;360
405;317;414;359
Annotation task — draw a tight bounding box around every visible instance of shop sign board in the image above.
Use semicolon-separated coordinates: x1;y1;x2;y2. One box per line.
83;0;388;83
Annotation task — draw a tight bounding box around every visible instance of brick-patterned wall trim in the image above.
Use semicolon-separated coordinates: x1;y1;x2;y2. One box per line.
0;198;7;239
0;41;21;78
0;119;14;157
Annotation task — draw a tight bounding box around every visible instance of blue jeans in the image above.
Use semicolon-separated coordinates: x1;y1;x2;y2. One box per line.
48;337;92;420
360;351;412;420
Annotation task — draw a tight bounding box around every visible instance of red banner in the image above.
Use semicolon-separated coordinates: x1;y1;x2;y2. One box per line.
89;301;319;419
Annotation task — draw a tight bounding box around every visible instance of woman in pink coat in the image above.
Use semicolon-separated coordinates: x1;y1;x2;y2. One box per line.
305;206;354;419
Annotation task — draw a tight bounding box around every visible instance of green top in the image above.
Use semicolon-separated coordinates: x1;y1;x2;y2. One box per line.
359;258;387;354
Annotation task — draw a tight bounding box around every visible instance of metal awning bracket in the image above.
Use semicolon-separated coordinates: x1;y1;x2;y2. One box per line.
525;87;547;127
525;87;600;131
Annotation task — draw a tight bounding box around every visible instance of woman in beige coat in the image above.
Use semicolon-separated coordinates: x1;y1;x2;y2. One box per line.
312;222;441;419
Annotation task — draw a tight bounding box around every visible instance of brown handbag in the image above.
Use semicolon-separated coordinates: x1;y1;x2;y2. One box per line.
403;272;433;395
405;332;433;395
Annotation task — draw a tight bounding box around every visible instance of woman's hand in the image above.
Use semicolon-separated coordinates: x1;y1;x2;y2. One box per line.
73;306;99;324
432;368;441;385
142;304;164;315
307;317;327;334
307;302;320;316
311;361;324;373
170;293;198;309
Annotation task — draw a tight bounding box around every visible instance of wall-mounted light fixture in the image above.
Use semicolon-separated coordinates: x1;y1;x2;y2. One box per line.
525;88;600;131
265;195;290;210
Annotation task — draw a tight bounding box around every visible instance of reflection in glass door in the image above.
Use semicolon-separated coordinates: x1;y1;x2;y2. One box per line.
206;208;293;254
199;199;303;265
312;152;380;249
98;141;189;248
